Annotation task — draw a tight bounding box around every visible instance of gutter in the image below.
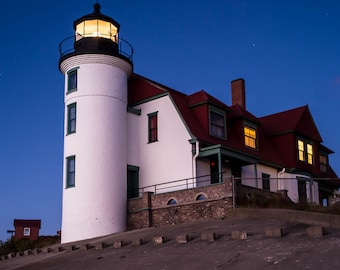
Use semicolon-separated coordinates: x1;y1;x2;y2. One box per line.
192;141;200;188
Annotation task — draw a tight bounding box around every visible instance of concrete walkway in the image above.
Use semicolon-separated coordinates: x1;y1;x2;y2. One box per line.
1;208;340;269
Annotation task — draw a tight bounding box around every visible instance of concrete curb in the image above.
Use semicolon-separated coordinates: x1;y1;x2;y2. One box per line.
230;208;340;229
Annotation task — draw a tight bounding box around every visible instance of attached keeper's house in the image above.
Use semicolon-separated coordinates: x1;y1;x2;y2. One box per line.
127;74;338;206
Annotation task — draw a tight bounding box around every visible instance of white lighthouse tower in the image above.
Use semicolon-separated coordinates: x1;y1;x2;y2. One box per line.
59;4;133;243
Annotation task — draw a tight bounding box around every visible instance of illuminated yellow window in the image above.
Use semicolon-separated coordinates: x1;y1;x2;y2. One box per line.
75;19;118;42
244;126;256;148
298;140;305;161
307;143;313;164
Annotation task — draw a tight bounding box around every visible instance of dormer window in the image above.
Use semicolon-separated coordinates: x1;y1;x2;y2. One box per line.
209;108;226;139
244;125;257;149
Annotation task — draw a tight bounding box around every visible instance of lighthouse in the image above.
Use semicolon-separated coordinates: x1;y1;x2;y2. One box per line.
59;4;133;243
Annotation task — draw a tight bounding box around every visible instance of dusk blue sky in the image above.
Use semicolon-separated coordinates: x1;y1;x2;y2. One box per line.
1;0;340;241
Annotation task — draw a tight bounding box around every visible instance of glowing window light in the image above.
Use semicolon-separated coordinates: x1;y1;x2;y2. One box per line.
76;19;118;42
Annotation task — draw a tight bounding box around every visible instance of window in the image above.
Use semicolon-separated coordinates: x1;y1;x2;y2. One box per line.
196;194;207;200
209;109;226;139
307;143;313;165
298;140;305;161
66;156;76;188
167;198;177;205
320;155;328;173
244;126;257;149
67;68;78;93
23;227;31;236
148;112;158;143
67;103;77;134
298;139;314;165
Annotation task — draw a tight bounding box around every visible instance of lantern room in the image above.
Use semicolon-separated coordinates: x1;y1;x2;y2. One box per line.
59;3;133;69
74;3;119;43
71;3;121;56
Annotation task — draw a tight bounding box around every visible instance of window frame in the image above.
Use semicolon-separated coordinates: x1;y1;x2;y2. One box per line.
298;139;305;162
209;107;226;139
67;103;77;135
23;227;31;237
167;198;177;205
148;112;158;143
307;143;313;165
319;154;328;173
67;67;78;94
244;123;257;149
66;155;76;188
297;138;314;165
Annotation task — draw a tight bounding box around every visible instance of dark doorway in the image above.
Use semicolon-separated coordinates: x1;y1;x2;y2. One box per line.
127;165;139;198
297;179;307;202
210;155;219;184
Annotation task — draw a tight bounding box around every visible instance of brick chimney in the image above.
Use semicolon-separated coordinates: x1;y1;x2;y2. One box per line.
231;78;246;109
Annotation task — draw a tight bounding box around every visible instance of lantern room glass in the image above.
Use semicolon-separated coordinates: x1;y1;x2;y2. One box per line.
76;19;118;42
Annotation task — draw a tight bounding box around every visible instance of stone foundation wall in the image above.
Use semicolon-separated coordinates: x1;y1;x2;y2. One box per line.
236;184;293;207
127;180;234;230
151;198;232;227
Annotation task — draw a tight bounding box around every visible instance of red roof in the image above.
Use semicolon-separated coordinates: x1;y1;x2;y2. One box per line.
260;105;322;142
128;73;337;179
14;219;41;228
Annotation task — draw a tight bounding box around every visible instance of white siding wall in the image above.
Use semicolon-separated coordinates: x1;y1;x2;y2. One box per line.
127;112;140;166
241;164;278;191
196;158;210;186
61;55;131;243
128;95;193;192
196;158;232;187
279;172;319;204
242;165;320;204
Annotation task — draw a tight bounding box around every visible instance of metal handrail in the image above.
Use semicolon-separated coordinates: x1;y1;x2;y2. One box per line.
127;175;340;199
58;35;134;60
127;172;230;198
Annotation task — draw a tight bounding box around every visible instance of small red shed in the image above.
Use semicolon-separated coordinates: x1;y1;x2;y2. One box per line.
13;219;41;241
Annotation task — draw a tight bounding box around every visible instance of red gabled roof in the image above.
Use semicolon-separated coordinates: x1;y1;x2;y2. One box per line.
229;103;261;124
14;219;41;228
188;90;231;111
259;105;322;142
128;73;337;178
128;74;170;105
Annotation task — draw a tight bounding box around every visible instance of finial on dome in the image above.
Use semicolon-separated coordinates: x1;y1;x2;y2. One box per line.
94;2;101;14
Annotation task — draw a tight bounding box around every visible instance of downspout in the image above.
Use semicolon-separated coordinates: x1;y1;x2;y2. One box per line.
278;168;286;190
192;141;200;188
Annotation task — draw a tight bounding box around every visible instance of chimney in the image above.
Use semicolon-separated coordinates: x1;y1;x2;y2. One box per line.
231;78;246;109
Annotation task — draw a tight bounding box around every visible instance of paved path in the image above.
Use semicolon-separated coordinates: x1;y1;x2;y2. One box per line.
1;211;340;269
